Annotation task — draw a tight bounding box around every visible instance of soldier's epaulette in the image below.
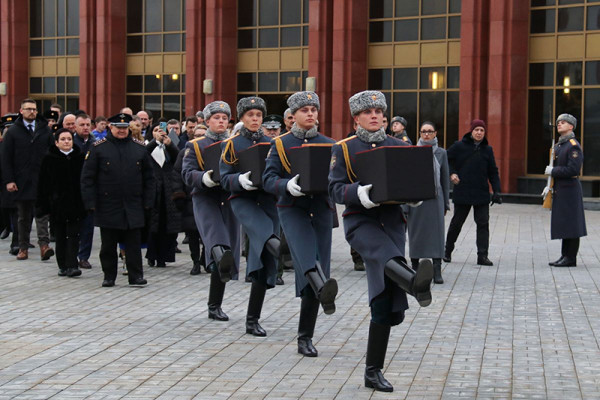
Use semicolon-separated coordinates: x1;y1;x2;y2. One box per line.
335;135;357;145
132;138;145;146
93;138;107;146
570;139;578;146
189;137;206;143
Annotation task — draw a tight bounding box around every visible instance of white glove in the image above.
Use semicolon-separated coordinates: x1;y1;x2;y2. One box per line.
544;165;553;175
202;170;219;188
357;184;379;209
407;201;423;207
286;174;305;197
541;186;550;197
239;171;257;191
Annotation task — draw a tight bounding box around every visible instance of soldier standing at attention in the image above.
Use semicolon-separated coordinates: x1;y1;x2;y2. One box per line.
80;113;155;287
220;97;281;336
328;90;434;392
544;113;587;267
263;91;338;358
181;101;240;321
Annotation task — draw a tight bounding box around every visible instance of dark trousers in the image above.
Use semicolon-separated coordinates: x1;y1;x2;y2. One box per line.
100;228;143;282
186;230;201;262
445;203;490;256
78;213;94;261
54;219;81;270
561;238;580;258
16;200;49;249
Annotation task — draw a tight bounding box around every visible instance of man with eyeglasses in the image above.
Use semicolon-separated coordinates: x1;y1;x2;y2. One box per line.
1;98;55;261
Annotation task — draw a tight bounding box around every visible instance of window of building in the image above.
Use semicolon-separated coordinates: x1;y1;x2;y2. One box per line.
126;74;186;121
367;0;461;147
237;0;309;117
29;76;80;111
527;1;600;176
126;0;186;53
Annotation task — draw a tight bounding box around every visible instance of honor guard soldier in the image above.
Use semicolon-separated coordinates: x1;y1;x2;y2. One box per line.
80;113;155;287
263;91;337;357
390;116;412;144
181;101;240;321
328;91;434;392
220;96;281;336
544;113;587;267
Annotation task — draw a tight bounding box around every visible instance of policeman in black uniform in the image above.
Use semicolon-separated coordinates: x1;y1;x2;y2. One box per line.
80;113;155;287
544;113;587;267
329;90;433;392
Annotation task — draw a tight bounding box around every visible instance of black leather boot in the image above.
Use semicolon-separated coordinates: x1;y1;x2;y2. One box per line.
549;256;565;266
207;267;229;321
190;260;202;275
297;294;320;357
265;236;280;259
553;257;577;267
246;281;267;336
384;258;433;307
364;321;393;392
211;245;234;283
305;262;338;315
433;258;443;284
477;255;493;266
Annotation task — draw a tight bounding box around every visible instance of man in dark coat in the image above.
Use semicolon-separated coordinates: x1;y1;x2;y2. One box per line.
73;113;97;270
543;113;587;267
80;113;155;287
1;98;55;261
0;114;20;255
444;119;502;266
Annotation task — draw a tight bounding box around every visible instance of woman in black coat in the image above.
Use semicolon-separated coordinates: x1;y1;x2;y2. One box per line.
36;128;86;277
145;123;181;268
444;119;502;266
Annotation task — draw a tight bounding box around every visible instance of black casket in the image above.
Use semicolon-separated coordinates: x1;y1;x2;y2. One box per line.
288;143;333;194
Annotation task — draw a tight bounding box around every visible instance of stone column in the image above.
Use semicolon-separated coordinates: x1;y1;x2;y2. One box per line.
0;0;29;114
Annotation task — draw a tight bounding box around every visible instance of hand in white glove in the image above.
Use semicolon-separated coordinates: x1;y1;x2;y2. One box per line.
407;201;423;207
202;170;219;188
544;165;553;175
286;174;305;197
357;184;379;209
239;171;257;191
541;186;550;197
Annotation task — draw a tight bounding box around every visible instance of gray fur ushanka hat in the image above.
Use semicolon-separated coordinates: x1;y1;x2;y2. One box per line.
203;101;231;120
348;90;387;116
237;96;267;118
556;113;577;129
287;91;320;114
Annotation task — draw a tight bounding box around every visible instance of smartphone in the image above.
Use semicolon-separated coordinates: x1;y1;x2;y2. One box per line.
159;121;167;131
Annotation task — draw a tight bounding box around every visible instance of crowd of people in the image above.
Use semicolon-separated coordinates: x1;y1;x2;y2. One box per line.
0;89;586;392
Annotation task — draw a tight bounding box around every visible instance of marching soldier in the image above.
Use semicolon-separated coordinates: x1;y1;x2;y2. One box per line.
328;90;433;392
263;91;337;358
80;113;155;287
220;96;281;336
544;113;587;267
181;101;240;321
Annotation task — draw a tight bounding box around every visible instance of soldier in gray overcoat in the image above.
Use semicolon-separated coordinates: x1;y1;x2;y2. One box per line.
543;113;587;267
405;121;450;284
328;91;434;393
181;101;240;322
220;96;280;337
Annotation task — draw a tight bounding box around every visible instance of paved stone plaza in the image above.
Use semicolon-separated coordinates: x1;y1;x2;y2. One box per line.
0;204;599;399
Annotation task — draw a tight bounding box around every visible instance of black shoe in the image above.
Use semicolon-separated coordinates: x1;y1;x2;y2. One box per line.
553;257;577;267
443;254;451;263
0;228;10;240
305;263;338;315
102;280;115;287
156;262;166;268
245;275;252;283
67;268;82;277
433;261;444;284
477;256;493;266
208;306;229;321
148;259;155;267
276;276;284;285
129;278;147;286
190;261;202;275
298;337;318;357
182;235;189;244
58;269;68;276
246;321;267;337
549;256;565;266
365;367;394;392
78;259;92;269
9;246;19;256
175;247;182;254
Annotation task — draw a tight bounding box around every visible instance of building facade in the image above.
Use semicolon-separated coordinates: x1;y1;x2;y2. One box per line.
1;0;599;194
